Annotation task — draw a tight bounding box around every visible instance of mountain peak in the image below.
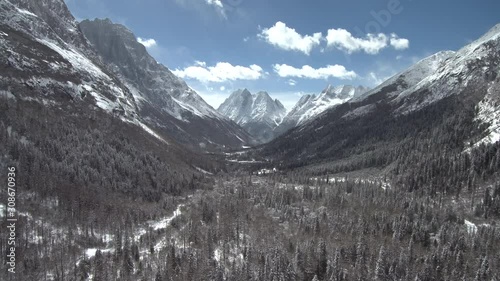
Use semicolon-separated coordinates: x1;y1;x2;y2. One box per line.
255;90;270;97
78;18;252;148
218;89;287;143
275;84;369;136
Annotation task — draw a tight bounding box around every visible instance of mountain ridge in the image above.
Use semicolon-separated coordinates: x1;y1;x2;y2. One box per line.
274;84;369;137
78;18;253;149
218;88;286;143
258;23;500;171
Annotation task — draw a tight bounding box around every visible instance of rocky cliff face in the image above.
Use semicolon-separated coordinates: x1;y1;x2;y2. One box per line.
218;89;286;143
259;24;500;167
79;19;253;149
275;85;369;136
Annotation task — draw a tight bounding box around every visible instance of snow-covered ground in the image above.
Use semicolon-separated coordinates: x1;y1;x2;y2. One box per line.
474;97;500;146
148;204;184;231
37;38;110;80
119;117;169;145
0;203;5;218
15;7;38;18
309;176;391;190
195;166;213;175
464;220;478;234
74;202;186;269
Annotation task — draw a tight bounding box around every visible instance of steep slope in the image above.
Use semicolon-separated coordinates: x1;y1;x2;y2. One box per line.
259;24;500;179
218;89;286;143
0;1;224;278
0;0;139;120
78;19;252;150
0;0;224;184
275;85;369;136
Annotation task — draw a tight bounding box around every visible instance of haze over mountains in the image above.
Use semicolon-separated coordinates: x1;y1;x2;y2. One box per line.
1;0;500;280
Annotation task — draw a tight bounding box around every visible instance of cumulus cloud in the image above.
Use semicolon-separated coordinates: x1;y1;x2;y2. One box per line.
258;21;322;55
325;29;388;54
325;28;409;54
389;34;410;50
173;61;264;83
137;37;157;48
273;64;357;80
287;79;297;86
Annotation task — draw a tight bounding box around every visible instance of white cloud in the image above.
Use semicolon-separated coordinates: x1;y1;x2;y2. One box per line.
389;34;410;50
174;0;227;19
325;28;409;54
194;60;206;67
325;29;388;54
220;86;226;91
173;61;264;83
287;79;297;86
258;21;322;55
273;64;357;80
205;0;226;18
137;37;157;48
205;0;223;8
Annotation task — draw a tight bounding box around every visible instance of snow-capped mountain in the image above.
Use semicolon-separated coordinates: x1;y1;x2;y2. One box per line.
78;19;252;149
275;85;369;136
260;23;500;165
350;24;500;142
0;0;139;120
218;89;286;143
352;51;455;104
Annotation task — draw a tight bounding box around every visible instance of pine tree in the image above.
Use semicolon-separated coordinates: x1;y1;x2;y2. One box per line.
317;240;328;280
375;246;386;281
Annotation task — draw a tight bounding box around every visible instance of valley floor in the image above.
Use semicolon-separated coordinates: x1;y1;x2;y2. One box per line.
2;167;499;281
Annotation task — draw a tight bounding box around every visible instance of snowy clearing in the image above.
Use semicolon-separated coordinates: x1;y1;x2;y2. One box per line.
195;166;213;175
464;220;478;234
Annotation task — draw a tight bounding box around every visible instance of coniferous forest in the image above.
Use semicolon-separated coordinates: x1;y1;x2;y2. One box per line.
1;0;500;280
1;92;500;280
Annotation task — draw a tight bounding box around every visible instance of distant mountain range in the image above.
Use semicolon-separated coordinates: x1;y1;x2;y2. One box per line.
218;89;286;143
275;85;369;137
2;0;500;280
218;85;369;143
259;23;500;172
78;19;253;150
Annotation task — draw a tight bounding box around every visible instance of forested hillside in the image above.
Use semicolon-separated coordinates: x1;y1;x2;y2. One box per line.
1;0;499;280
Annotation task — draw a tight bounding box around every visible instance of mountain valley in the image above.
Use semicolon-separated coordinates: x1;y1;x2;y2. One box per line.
1;0;500;280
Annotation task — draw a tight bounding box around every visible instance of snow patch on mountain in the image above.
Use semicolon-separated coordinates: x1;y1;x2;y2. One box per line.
37;38;110;79
120;117;169;145
218;89;286;143
274;85;369;136
15;7;37;17
393;25;500;115
475;97;500;146
295;85;369;125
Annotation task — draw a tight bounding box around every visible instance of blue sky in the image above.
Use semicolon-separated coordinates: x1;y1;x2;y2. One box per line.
66;0;500;110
